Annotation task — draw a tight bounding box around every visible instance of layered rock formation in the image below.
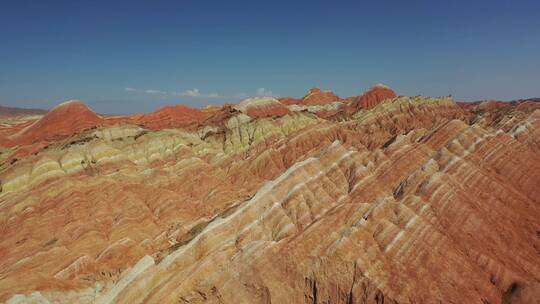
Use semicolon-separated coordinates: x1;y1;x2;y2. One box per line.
1;101;102;147
299;87;342;105
280;88;345;118
130;104;210;130
281;85;398;118
0;91;539;304
233;97;290;118
350;84;397;110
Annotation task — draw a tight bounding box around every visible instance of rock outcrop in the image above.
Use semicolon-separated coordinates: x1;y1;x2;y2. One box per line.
278;97;302;106
130;104;210;130
2;100;102;146
280;88;346;118
300;87;342;105
351;84;398;109
234;97;290;118
0;91;539;303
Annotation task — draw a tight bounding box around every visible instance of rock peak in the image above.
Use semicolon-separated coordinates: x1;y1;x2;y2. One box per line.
54;99;86;108
6;100;102;145
309;87;322;94
134;103;209;129
372;83;391;90
351;84;397;109
301;87;341;105
234;97;289;118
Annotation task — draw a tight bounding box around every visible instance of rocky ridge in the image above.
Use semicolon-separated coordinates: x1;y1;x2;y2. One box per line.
0;86;539;303
350;84;398;110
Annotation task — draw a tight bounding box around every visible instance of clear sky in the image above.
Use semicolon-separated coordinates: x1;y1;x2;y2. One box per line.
1;0;539;114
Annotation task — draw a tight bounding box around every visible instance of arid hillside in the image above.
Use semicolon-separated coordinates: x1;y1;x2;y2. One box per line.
0;87;539;304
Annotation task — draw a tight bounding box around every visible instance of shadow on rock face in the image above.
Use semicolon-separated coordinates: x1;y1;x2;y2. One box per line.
502;282;540;304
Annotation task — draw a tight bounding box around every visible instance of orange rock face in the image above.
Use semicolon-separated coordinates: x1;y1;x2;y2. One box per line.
300;87;342;105
130;104;210;130
234;97;290;118
278;96;302;106
0;103;217;163
0;93;539;303
245;104;290;118
351;84;397;109
1;101;102;146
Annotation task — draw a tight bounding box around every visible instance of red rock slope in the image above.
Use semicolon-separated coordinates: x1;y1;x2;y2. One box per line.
3;100;103;146
351;83;397;109
279;87;342;106
234;97;290;118
130;104;210;130
0;93;539;303
300;87;342;105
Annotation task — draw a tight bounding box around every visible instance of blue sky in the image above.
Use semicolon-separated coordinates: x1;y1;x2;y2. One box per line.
1;0;539;114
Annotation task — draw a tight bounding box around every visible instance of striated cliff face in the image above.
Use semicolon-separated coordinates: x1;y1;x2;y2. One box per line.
0;91;539;304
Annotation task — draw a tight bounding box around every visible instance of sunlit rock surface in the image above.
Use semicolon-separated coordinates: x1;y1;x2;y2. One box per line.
299;87;342;105
234;97;290;118
0;92;539;304
350;84;397;110
1;100;103;146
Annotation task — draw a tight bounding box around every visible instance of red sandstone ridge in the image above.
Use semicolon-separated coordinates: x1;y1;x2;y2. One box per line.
278;97;302;106
351;84;397;109
300;87;341;105
130;104;210;130
200;104;240;126
4;100;103;146
0;102;211;148
457;98;540;111
1;94;539;303
234;97;290;118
